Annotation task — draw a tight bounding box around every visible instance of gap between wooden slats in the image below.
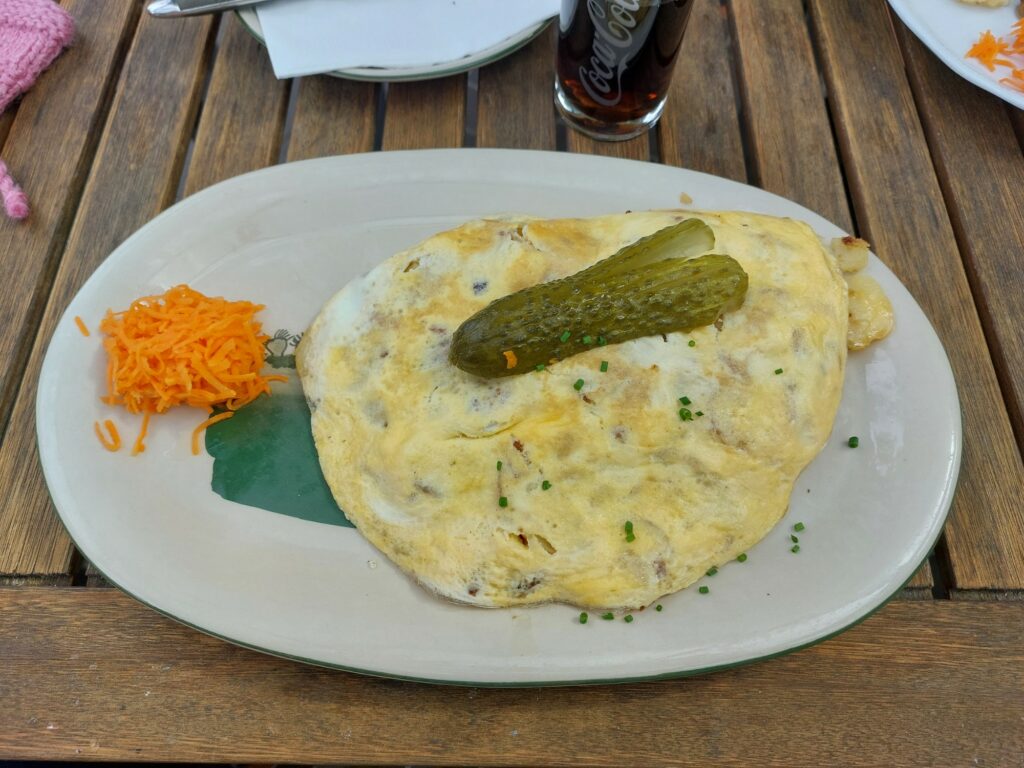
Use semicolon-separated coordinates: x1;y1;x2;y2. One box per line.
0;12;217;577
896;24;1024;461
2;589;1022;765
806;0;1024;591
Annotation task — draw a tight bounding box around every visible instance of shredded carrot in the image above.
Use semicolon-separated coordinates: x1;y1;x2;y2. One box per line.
94;420;121;452
1000;68;1024;93
98;284;284;456
74;316;90;337
503;349;518;369
131;411;151;456
192;411;234;455
1011;18;1024;54
967;30;1014;71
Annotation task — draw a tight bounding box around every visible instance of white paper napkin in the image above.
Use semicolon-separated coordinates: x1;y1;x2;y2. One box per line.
255;0;560;79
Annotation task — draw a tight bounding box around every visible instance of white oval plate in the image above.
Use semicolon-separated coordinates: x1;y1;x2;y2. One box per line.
235;9;551;82
889;0;1024;110
38;150;960;686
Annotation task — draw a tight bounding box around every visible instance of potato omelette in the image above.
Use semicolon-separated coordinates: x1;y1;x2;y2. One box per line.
297;211;886;609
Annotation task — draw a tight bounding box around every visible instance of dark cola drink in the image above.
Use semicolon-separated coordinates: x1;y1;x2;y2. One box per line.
555;0;694;140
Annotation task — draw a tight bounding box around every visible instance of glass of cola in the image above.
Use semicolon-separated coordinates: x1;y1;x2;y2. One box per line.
555;0;694;141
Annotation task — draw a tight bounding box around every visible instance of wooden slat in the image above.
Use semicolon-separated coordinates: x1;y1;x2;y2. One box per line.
287;77;377;161
907;562;934;590
382;76;466;150
0;108;16;149
1;589;1022;765
730;0;851;231
566;130;649;160
0;13;216;577
808;0;1024;590
477;25;557;150
183;15;289;196
0;0;137;430
659;0;746;182
898;26;1024;452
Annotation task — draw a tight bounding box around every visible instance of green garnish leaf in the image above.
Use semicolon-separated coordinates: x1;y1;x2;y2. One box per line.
699;585;710;594
794;522;805;532
579;612;588;624
625;521;636;542
791;534;799;543
496;460;502;471
559;330;571;343
541;480;552;491
695;410;704;417
775;368;784;375
737;553;748;563
536;363;545;372
573;378;585;391
498;496;508;508
624;614;634;623
601;612;614;620
848;436;860;448
679;396;691;405
597;336;607;346
688;339;696;348
600;361;609;372
582;335;593;345
706;566;718;577
679;407;693;421
655;604;663;612
791;544;800;553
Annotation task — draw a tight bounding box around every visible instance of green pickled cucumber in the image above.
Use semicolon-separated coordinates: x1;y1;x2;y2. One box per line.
449;220;748;378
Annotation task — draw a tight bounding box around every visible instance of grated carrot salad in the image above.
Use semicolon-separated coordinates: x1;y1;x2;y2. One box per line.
97;284;286;455
74;316;90;337
966;21;1024;92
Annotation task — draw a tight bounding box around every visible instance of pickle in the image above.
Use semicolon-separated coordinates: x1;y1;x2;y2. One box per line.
449;220;748;378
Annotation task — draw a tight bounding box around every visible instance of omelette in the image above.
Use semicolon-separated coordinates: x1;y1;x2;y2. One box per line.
297;211;890;610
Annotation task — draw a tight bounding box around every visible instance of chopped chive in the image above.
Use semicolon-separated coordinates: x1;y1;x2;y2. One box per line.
535;363;545;372
496;460;502;471
624;520;634;534
791;544;800;553
655;604;663;612
601;612;614;621
559;330;571;343
688;339;696;348
848;436;860;448
695;410;704;417
679;396;691;405
498;496;508;508
679;407;693;421
573;378;585;391
600;361;609;373
791;534;799;543
794;522;805;532
541;480;552;491
625;520;636;543
775;368;784;375
579;612;588;624
699;585;710;594
597;336;607;346
582;335;593;345
624;614;634;623
706;566;718;577
737;553;748;563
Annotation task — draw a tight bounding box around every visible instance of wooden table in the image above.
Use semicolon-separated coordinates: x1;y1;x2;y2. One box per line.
2;1;1023;764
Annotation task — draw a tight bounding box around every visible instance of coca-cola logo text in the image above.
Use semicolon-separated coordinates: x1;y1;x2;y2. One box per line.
579;0;651;107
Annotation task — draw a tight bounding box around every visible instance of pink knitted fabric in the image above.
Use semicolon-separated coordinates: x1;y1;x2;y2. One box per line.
0;0;75;220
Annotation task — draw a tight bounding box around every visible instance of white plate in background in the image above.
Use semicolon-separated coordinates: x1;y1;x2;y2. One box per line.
889;0;1024;109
